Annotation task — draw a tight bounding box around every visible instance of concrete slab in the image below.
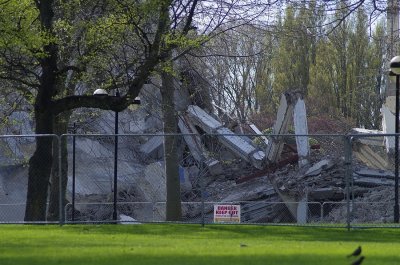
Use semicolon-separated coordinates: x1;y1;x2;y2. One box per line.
305;159;334;177
294;97;310;167
139;136;164;160
266;93;294;163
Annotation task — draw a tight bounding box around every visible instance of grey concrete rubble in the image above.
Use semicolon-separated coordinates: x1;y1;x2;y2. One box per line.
327;186;395;223
139;135;164;160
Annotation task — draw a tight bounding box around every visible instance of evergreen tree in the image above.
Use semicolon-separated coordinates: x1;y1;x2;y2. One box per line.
271;2;319;107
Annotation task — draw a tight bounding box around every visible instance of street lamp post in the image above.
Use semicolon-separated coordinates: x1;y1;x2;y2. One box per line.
390;56;400;223
93;88;119;221
93;88;140;222
71;123;76;222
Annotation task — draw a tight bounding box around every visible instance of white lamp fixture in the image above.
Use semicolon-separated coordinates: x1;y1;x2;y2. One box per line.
390;56;400;75
93;88;108;96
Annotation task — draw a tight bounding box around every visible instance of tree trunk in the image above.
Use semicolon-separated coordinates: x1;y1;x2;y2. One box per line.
161;70;182;221
24;0;58;221
24;111;54;221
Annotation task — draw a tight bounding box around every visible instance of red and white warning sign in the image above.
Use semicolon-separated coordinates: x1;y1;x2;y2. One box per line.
213;204;241;223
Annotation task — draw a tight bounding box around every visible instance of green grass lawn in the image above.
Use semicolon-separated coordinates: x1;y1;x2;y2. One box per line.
0;224;399;265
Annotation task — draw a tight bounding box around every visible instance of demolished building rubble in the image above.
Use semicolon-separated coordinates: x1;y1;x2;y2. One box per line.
71;89;339;223
0;76;398;224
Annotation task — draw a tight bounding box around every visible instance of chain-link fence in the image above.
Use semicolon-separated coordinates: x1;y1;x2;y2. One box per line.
0;134;59;223
0;133;399;228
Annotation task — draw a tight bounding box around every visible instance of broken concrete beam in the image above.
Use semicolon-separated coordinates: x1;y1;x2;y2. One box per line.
216;127;266;169
249;123;269;146
187;105;266;169
354;168;394;179
187;105;224;133
139;136;164;160
305;159;335;177
178;115;222;175
293;95;310;167
351;128;384;147
353;175;394;187
265;92;294;163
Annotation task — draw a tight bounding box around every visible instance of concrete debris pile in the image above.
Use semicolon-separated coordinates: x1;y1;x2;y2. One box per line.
273;158;346;200
1;76;397;225
71;89;311;223
103;87;310;222
269;150;398;223
327;186;394;223
58;88;400;225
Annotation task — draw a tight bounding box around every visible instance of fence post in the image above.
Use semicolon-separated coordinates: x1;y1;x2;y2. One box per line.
200;159;206;227
320;202;324;223
72;126;76;222
344;135;353;231
58;135;64;226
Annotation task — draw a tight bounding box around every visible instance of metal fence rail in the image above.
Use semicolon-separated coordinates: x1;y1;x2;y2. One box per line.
0;133;399;228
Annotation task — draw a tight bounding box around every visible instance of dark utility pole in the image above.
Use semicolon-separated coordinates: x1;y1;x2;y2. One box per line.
390;56;400;223
113;91;120;221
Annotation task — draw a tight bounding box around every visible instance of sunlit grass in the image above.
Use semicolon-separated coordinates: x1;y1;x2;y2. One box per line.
0;224;399;264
